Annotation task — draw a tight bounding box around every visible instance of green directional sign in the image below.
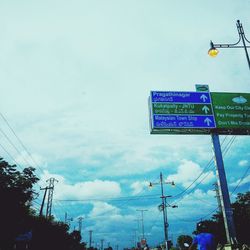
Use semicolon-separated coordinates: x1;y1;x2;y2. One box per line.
211;92;250;134
152;103;213;115
149;89;250;135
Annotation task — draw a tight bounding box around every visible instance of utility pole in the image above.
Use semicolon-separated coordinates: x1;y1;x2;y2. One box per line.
160;172;168;249
45;177;58;219
133;229;137;248
65;212;68;224
115;245;119;250
100;239;104;250
39;186;50;217
78;217;84;235
136;209;148;240
134;219;140;242
89;230;93;248
149;172;177;250
213;182;222;214
65;212;73;228
211;134;237;244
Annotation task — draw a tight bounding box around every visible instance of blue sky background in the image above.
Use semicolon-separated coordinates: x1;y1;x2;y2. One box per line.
0;1;250;249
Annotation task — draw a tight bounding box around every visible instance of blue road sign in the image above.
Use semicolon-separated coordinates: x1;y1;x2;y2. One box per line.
153;115;216;129
149;90;216;133
151;91;211;104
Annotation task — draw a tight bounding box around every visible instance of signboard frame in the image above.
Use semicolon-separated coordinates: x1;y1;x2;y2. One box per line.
149;90;250;135
149;91;216;134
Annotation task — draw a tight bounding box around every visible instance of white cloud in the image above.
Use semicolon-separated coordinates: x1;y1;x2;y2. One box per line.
89;201;120;217
130;181;149;195
39;171;122;200
167;160;215;188
230;175;250;188
1;1;250;248
169;189;217;222
238;160;249;167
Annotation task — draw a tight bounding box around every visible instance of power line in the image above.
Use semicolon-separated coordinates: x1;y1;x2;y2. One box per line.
171;136;236;203
174;184;215;207
0;114;68;219
199;163;250;221
56;194;162;202
230;164;250;195
0;126;33;167
0;142;25;171
0;113;44;176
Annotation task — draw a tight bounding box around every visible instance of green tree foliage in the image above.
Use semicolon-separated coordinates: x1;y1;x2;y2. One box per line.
232;192;250;244
191;192;250;245
0;158;39;248
0;158;87;250
177;235;192;250
212;192;250;244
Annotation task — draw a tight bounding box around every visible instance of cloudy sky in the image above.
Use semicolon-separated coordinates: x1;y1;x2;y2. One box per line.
0;1;250;249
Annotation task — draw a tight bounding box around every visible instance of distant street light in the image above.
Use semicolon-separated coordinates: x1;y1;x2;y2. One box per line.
208;20;250;70
149;173;177;250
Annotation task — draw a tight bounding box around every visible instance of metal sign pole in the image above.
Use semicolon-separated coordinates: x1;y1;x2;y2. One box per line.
211;133;237;245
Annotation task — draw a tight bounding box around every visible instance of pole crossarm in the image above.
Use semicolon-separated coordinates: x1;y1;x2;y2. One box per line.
208;20;250;70
213;44;250;49
211;20;250;48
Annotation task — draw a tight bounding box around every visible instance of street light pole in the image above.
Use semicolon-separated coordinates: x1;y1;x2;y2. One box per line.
160;173;169;250
149;172;177;250
208;20;250;70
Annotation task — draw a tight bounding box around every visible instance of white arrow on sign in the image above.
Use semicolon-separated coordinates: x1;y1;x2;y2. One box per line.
202;105;210;114
204;117;212;126
200;94;208;102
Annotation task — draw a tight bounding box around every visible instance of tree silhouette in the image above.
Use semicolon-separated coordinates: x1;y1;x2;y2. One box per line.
177;235;192;250
0;158;87;250
0;158;39;249
191;192;250;246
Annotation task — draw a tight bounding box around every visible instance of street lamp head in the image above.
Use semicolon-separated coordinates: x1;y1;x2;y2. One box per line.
208;41;219;57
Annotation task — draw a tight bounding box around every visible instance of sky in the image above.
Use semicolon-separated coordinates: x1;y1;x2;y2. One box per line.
0;0;250;249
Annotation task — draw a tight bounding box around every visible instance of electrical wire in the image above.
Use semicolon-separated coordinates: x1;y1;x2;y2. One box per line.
0;142;25;171
171;136;236;205
230;164;250;195
0;126;33;167
198;163;250;221
173;184;215;207
0;113;45;176
56;194;161;203
170;136;228;200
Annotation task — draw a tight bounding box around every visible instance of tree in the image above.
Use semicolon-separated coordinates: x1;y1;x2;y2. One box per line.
212;192;250;245
0;158;88;250
191;192;250;246
232;192;250;244
0;158;39;248
177;235;193;250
